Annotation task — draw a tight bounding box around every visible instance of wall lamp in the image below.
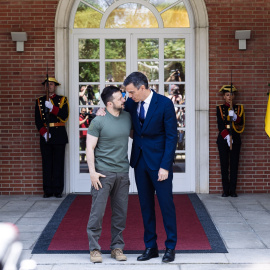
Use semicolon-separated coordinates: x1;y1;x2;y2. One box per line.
235;30;251;50
11;32;27;52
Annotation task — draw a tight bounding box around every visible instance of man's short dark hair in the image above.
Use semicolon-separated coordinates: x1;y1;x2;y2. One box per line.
123;72;148;90
101;86;121;106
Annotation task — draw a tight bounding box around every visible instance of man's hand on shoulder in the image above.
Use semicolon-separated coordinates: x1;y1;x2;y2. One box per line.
158;168;169;181
90;172;106;190
96;108;106;116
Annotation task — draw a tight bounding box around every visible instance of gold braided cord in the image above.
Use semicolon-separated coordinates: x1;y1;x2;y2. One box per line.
58;97;69;123
233;104;245;133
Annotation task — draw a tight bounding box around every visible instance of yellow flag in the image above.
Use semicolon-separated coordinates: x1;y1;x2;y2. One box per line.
265;94;270;137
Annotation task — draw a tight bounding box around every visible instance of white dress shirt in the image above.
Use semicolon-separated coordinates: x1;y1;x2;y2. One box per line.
137;90;153;119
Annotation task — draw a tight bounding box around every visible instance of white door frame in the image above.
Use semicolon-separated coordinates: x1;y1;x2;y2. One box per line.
54;0;209;194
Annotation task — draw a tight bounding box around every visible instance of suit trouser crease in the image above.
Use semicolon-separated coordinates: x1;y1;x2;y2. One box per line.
218;141;241;193
134;153;177;250
87;171;129;251
40;143;65;194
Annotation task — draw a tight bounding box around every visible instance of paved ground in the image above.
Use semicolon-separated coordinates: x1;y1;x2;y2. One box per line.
1;193;270;270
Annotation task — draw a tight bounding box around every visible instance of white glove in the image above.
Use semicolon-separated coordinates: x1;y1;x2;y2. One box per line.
225;135;233;147
45;100;53;112
43;132;51;140
229;110;237;121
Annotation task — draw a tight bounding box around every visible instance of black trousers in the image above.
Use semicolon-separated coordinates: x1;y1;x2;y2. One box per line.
40;143;66;195
217;140;241;194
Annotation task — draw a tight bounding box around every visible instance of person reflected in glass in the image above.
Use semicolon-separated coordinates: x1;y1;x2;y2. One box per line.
86;85;95;105
166;69;181;83
79;108;91;162
79;85;88;105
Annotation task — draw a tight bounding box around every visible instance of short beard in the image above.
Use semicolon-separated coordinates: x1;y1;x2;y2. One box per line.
112;104;123;113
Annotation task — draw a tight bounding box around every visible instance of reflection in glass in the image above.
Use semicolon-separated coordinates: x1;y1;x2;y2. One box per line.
105;62;126;82
175;107;185;128
149;0;178;12
165;84;185;103
173;153;185;173
79;85;100;105
79;62;100;82
161;2;190;28
80;154;89;173
149;84;159;93
138;61;159;82
164;61;185;82
83;0;113;12
177;130;185;150
138;39;159;59
105;39;126;59
79;39;99;59
164;39;185;59
106;3;158;28
74;3;102;28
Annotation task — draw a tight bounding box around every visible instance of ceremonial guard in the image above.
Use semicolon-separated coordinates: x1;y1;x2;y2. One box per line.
216;85;245;197
35;77;69;198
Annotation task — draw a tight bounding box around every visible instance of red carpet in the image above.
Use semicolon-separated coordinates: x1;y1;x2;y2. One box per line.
32;194;227;254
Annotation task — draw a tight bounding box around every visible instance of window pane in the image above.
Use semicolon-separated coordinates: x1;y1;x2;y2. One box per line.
83;0;113;12
173;153;185;172
79;85;100;105
162;2;190;28
105;62;126;82
79;105;96;174
164;38;185;59
164;61;185;82
149;83;159;93
138;61;159;82
105;39;126;59
138;39;159;59
176;106;185;128
79;39;99;59
149;0;179;12
74;3;102;28
106;3;158;28
80;154;89;173
177;130;185;150
165;84;185;104
79;62;100;82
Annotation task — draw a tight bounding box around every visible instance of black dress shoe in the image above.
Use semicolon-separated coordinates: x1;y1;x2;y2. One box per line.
54;193;62;198
43;193;53;198
230;193;238;197
137;248;159;261
162;248;175;263
222;193;229;197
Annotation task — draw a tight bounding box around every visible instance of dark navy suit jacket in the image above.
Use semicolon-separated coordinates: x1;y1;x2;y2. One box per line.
125;90;178;171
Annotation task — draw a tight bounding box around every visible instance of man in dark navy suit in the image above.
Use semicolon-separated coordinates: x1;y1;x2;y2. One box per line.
124;72;178;263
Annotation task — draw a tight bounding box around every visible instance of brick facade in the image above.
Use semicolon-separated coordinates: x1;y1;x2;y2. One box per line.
206;0;270;193
0;0;269;195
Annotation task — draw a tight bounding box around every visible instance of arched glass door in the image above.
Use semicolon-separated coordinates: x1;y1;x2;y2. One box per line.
69;0;195;193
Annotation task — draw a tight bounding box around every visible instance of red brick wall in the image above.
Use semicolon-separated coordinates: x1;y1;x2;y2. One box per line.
0;1;59;195
0;0;269;195
206;0;270;193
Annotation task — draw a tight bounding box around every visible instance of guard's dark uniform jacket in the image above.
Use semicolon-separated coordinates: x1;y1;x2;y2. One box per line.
35;94;69;196
216;102;245;195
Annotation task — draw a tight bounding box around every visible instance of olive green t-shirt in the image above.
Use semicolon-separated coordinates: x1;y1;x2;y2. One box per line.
87;109;132;173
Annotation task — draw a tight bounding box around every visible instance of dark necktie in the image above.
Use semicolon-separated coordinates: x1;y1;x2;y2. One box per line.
139;101;145;124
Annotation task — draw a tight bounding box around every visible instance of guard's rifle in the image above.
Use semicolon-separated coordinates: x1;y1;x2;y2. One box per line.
44;62;50;142
229;71;233;150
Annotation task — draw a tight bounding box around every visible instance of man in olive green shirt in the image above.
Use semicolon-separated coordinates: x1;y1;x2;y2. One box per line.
86;86;132;263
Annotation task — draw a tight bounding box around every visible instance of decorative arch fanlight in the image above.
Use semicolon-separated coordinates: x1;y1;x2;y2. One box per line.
74;0;190;28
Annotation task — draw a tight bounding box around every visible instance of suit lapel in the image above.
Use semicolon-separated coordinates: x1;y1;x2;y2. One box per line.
142;91;158;132
131;101;141;131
